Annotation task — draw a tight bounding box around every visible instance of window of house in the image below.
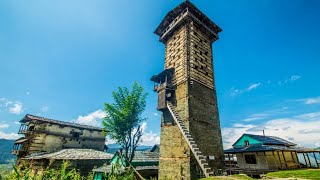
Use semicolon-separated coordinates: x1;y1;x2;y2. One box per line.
244;140;250;147
72;132;80;139
244;154;257;164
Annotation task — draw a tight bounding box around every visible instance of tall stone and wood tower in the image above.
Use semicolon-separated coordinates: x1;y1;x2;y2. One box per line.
151;1;224;179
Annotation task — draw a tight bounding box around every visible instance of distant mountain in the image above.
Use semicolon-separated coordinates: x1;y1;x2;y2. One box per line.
106;144;152;154
0;139;16;164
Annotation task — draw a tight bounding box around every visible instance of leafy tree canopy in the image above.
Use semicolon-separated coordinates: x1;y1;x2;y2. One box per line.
103;82;148;163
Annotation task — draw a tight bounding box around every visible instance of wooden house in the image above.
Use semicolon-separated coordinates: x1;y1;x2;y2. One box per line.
224;134;320;175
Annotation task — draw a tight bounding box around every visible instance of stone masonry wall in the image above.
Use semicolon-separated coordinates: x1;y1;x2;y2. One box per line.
159;20;224;179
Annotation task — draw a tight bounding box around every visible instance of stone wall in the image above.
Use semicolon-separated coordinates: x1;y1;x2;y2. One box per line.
23;122;105;155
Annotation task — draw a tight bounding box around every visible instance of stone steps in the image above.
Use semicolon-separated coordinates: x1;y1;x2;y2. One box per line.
167;101;214;178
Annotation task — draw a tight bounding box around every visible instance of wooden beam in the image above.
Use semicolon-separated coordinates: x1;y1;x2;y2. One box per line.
277;151;282;169
306;153;312;168
272;151;278;170
302;153;308;167
313;152;319;168
282;151;288;169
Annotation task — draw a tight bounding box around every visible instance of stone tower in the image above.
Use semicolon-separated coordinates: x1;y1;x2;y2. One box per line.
151;1;224;179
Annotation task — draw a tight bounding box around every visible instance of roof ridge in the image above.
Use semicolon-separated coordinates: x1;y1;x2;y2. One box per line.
23;114;103;131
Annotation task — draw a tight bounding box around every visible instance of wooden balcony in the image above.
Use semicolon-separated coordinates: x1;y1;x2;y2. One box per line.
11;149;22;155
18;124;30;134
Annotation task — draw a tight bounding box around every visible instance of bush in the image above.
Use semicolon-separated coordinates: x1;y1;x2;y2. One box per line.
0;160;87;180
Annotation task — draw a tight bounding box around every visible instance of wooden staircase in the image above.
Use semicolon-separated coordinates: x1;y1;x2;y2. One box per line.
167;101;214;178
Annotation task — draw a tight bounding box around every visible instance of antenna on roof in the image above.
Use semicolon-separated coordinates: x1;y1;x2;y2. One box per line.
263;130;265;137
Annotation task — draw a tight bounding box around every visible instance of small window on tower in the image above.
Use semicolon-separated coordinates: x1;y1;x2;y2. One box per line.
194;32;198;37
194;44;198;49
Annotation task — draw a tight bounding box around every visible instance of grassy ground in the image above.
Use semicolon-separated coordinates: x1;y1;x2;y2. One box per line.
266;169;320;180
201;169;320;180
201;174;253;180
0;163;12;174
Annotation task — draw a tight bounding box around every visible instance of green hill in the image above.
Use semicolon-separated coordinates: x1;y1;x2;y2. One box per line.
0;139;16;164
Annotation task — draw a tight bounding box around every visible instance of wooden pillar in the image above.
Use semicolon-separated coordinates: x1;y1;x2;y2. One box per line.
290;151;295;164
313;152;319;168
302;153;308;167
295;152;301;168
282;151;288;169
256;152;261;171
264;152;270;170
272;151;278;170
277;151;282;169
306;152;312;168
227;153;231;175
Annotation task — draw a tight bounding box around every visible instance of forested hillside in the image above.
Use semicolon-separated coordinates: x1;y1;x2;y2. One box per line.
0;139;16;164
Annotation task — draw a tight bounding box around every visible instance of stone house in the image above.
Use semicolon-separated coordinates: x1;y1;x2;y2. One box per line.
23;149;113;176
12;114;106;164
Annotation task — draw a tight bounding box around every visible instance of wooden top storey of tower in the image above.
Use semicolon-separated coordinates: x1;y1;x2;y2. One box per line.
154;1;222;43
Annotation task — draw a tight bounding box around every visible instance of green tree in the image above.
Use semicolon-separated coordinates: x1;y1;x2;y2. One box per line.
103;82;148;163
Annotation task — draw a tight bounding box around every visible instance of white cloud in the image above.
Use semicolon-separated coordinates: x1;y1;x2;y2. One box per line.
140;122;160;146
291;75;301;81
105;138;117;145
40;106;49;112
230;83;262;96
9;102;23;115
140;131;160;146
295;96;320;105
153;112;159;117
26;91;30;96
0;98;11;107
243;113;270;122
230;88;240;96
223;111;320;149
74;109;106;126
305;97;320;105
105;121;160;146
246;83;261;91
0;131;20;140
0;124;9;129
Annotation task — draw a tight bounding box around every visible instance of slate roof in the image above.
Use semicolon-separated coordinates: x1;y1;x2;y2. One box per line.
224;145;320;154
23;149;113;160
225;145;304;154
149;144;160;152
132;151;159;163
154;1;222;42
233;134;296;147
93;165;158;173
21;114;103;131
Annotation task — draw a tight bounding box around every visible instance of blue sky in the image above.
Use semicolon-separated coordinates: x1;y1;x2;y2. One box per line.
0;0;320;148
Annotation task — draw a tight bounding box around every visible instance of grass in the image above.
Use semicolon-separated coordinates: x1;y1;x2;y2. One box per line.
201;174;254;180
266;169;320;180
